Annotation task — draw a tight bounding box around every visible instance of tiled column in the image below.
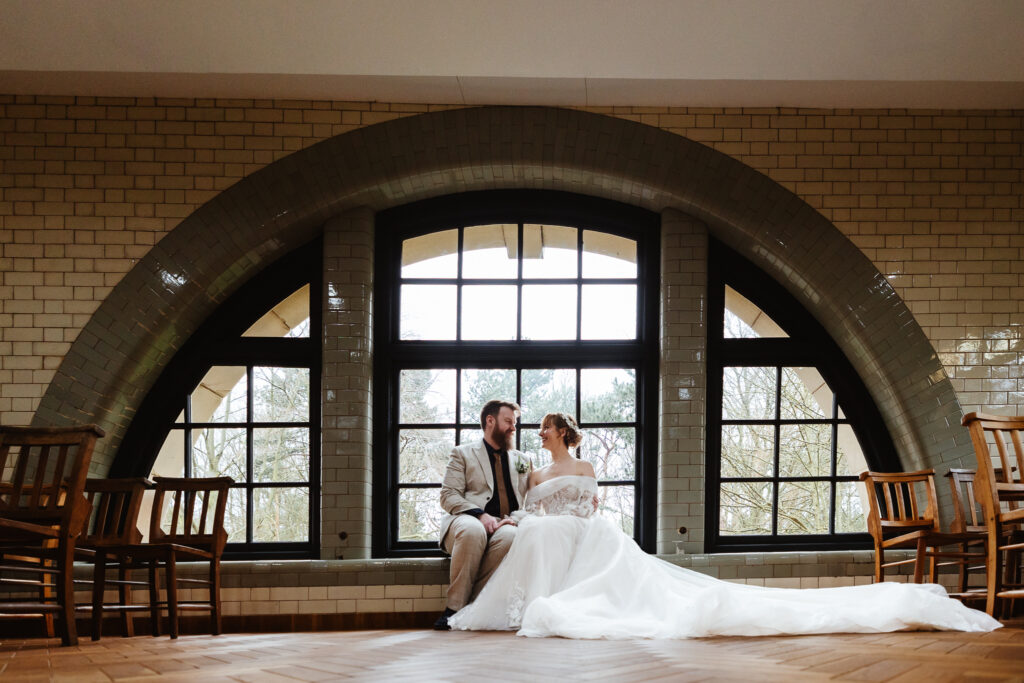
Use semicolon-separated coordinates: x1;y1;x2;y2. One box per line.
321;207;374;559
658;209;708;555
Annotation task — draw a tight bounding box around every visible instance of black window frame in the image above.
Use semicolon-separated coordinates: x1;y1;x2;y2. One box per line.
705;240;899;552
113;240;323;560
373;190;660;557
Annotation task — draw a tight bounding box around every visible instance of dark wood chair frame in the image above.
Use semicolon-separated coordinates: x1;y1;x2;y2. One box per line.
0;424;105;646
83;476;233;639
860;469;985;585
961;412;1024;617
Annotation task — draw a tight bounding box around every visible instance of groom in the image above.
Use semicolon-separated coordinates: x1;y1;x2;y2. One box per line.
434;398;530;630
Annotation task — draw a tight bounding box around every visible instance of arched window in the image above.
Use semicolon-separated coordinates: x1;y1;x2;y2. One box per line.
705;241;898;552
373;191;660;556
114;241;322;559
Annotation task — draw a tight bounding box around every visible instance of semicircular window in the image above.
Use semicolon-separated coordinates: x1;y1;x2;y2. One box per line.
113;242;321;559
706;241;898;552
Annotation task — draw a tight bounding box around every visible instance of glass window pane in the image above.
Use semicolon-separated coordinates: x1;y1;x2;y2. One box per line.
462;224;518;279
522;284;576;340
722;366;776;420
522;224;577;278
224;487;246;543
460;369;516;424
520;429;550;469
582;231;636;278
720;482;772;535
780;367;831;419
581;284;636;340
779;423;831;478
720;424;774;478
521;369;576;424
191;366;246;424
401;284;456;340
243;284;310;338
461;285;517;340
253;427;309;483
398;487;445;541
581;427;635;480
402;229;458;278
400;369;456;424
399;428;455;484
723;286;788;339
581;368;635;422
778;481;830;535
191;427;246;481
253;366;309;422
596;484;634;536
459;428;484;447
252;487;309;542
836;424;868;477
836;481;868;533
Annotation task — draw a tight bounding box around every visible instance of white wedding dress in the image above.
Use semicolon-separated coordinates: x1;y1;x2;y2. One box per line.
447;475;1001;639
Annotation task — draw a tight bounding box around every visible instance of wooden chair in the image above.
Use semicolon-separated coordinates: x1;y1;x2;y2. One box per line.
80;477;158;639
961;412;1024;617
0;424;105;646
149;476;232;638
944;468;989;598
82;476;232;639
859;469;984;585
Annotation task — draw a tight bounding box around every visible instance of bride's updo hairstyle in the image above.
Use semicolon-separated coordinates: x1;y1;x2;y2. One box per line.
542;412;583;449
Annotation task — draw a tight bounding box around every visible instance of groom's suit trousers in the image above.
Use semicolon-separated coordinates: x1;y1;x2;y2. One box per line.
443;516;517;611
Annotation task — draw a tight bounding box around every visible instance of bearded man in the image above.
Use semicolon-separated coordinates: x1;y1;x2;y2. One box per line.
433;399;531;630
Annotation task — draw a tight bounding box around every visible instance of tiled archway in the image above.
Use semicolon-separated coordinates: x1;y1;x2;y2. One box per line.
34;106;968;483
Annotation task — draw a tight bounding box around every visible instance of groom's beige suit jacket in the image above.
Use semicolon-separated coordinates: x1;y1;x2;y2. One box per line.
439;440;530;547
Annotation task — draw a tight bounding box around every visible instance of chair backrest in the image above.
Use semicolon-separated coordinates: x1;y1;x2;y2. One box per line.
945;468;985;534
961;412;1024;513
82;478;151;546
859;469;942;537
0;425;105;532
149;477;233;554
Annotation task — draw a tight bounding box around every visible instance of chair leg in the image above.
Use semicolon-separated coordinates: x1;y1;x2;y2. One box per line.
210;557;222;636
874;544;884;583
56;538;78;647
148;559;161;637
958;543;969;593
166;548;179;639
91;551;107;641
118;564;134;638
985;528;1003;617
914;538;927;583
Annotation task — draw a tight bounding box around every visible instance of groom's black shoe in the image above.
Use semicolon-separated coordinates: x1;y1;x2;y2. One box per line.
433;607;456;631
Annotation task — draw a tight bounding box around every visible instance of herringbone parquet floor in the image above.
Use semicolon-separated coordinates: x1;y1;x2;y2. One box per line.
2;626;1023;682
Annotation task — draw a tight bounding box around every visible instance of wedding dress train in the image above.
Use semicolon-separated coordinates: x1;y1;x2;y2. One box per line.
447;475;1001;639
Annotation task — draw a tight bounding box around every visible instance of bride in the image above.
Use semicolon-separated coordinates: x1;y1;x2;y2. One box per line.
447;412;1001;639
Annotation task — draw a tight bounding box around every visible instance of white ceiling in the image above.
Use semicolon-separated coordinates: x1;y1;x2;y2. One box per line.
2;0;1023;107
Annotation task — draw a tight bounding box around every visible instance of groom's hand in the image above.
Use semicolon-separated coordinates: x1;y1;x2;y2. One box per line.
480;513;516;534
479;513;502;534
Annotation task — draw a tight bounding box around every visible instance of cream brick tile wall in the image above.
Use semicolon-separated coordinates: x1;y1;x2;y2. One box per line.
2;98;1019;426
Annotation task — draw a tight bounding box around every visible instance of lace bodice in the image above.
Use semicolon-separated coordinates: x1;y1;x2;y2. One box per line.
519;475;598;519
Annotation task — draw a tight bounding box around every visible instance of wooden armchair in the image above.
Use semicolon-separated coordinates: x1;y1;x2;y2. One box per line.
961;412;1024;617
859;469;984;585
0;424;105;646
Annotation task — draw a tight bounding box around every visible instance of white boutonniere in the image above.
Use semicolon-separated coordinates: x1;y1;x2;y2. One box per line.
514;454;531;474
